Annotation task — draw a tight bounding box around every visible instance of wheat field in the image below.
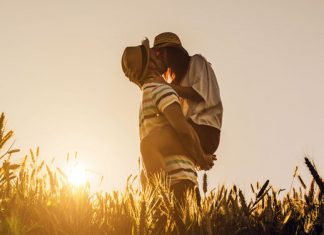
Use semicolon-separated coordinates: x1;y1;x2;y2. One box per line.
0;113;323;235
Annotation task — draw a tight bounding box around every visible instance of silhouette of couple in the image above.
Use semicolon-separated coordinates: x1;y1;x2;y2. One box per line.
122;32;223;200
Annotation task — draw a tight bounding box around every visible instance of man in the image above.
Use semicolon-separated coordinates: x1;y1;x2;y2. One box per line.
121;39;215;199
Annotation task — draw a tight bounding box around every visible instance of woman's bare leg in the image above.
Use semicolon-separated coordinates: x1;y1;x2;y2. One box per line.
140;126;187;176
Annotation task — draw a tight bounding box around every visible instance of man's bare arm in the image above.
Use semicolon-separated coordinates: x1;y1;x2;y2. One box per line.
162;102;213;169
169;84;204;102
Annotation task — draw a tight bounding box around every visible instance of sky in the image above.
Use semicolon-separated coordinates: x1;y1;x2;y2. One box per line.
1;0;323;194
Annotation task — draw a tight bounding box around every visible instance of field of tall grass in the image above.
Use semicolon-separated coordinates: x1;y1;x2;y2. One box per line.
0;112;323;235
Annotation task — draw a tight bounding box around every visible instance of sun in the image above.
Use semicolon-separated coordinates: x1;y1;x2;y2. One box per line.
68;165;87;186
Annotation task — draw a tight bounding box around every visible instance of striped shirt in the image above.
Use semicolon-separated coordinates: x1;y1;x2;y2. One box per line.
139;82;180;140
139;82;198;185
164;155;198;185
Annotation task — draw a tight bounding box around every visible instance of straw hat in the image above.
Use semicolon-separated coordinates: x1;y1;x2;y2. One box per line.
153;32;189;55
121;38;150;85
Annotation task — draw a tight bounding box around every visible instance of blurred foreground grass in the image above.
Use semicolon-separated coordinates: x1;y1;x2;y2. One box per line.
0;113;323;235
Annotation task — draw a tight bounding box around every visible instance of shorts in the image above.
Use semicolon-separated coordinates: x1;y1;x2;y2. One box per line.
188;119;220;154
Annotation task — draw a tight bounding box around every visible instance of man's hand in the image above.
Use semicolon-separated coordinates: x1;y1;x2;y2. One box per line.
197;154;216;171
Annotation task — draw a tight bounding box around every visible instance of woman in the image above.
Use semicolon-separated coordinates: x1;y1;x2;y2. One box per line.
153;32;223;155
121;39;215;200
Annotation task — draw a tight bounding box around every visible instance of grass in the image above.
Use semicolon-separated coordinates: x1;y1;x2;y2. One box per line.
0;112;323;235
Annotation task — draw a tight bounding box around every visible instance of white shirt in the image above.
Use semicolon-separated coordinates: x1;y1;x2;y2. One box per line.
180;54;223;130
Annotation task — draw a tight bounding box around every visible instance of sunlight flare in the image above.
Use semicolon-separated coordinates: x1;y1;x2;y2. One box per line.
68;165;87;186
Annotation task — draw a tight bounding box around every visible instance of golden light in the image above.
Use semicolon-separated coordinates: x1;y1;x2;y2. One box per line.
68;165;88;186
165;68;175;83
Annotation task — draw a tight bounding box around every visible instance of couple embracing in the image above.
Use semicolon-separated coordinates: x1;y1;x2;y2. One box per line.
121;32;223;200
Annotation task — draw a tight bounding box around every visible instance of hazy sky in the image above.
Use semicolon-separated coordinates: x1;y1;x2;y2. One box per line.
1;0;323;193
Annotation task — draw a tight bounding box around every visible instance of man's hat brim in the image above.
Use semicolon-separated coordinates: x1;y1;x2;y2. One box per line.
121;38;150;85
139;38;150;82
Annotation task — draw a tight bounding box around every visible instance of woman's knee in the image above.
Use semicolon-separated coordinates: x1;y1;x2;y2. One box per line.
140;138;156;160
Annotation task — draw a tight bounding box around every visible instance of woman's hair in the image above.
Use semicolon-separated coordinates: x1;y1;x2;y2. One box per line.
164;47;190;85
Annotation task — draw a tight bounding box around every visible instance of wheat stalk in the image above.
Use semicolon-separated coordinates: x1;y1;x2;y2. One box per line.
203;172;208;196
304;156;324;193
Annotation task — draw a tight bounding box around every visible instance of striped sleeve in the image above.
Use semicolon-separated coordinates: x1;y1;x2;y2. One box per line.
151;84;180;113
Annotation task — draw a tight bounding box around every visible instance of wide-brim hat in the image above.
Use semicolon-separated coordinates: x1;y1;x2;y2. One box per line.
153;32;189;56
121;38;150;85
